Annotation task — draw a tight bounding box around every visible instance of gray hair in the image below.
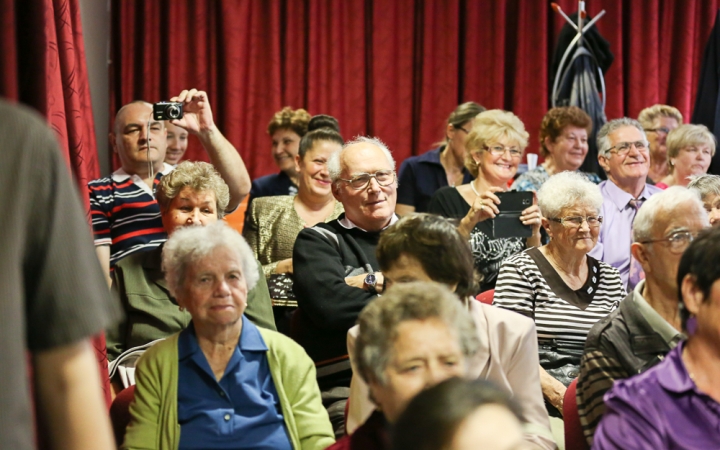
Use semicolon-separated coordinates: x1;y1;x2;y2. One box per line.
597;117;647;158
327;135;396;183
537;171;604;219
688;174;720;202
162;221;259;298
632;186;707;242
354;282;480;385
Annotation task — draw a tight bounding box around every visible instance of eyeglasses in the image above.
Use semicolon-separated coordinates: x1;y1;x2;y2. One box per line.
338;169;396;190
606;140;649;156
639;230;699;254
550;215;603;228
644;127;671;135
453;124;471;134
483;145;523;159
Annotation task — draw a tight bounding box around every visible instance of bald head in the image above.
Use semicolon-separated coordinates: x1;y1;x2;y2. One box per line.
113;101;153;134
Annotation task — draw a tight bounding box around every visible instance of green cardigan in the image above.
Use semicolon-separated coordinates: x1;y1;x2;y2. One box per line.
122;328;335;450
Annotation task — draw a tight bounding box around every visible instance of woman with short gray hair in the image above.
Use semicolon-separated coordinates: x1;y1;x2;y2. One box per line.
124;222;335;450
688;174;720;226
325;282;479;450
656;124;716;189
494;171;625;422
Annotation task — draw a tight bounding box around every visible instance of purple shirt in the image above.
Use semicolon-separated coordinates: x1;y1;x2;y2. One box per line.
588;180;661;287
593;342;720;450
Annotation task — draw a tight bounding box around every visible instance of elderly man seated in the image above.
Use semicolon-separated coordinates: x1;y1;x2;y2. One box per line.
292;136;398;433
577;186;709;446
589;117;662;289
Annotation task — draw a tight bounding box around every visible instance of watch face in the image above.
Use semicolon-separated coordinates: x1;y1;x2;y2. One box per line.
365;273;377;286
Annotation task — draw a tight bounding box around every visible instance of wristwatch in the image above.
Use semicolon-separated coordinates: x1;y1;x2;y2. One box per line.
364;272;378;295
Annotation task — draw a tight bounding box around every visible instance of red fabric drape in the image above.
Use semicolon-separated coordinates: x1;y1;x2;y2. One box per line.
111;0;718;174
0;0;112;409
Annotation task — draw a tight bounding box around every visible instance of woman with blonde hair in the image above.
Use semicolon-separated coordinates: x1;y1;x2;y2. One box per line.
637;104;683;183
656;124;715;189
428;109;542;291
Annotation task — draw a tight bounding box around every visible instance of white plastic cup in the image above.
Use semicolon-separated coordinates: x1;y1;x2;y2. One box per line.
526;153;538;171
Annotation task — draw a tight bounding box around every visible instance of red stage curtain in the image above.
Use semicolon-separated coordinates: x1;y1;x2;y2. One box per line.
0;0;112;409
110;0;719;174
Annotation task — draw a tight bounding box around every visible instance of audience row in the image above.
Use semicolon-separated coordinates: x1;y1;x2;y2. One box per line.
89;92;720;450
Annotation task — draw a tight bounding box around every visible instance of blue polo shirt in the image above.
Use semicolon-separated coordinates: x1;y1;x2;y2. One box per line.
397;146;473;212
177;317;291;450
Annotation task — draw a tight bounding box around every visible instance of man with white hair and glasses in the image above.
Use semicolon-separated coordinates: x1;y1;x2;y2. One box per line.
292;136;398;436
577;186;709;447
589;118;662;289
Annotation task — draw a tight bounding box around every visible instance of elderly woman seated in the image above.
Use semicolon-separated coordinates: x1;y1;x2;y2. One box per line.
107;161;275;366
656;124;715;189
428;109;543;291
122;222;335;450
344;214;554;449
327;282;481;450
688;174;720;226
512;106;600;192
494;171;625;420
593;226;720;449
393;378;529;450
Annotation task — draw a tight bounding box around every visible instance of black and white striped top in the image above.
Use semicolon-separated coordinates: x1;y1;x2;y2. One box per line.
493;247;625;351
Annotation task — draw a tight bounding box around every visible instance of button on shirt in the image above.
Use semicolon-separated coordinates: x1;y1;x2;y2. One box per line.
593;342;720;449
589;180;661;288
177;317;292;450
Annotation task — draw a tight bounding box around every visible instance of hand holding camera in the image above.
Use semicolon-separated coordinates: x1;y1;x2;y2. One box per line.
161;88;217;136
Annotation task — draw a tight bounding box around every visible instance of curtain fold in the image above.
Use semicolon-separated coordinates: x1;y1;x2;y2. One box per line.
111;0;718;174
0;0;111;411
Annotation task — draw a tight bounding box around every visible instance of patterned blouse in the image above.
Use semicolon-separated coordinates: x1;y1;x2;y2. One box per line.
511;165;602;192
243;195;344;278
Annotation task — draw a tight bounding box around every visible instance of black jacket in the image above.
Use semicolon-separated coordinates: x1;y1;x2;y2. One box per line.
292;215;381;389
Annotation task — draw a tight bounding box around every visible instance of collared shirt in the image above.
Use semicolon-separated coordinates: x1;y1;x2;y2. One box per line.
338;214;399;232
633;280;684;346
396;146;473;212
88;163;174;265
589;179;662;287
177;317;291;450
593;342;720;449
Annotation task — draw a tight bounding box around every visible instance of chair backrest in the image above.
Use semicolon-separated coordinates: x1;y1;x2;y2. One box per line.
563;378;588;450
475;289;495;305
109;385;136;447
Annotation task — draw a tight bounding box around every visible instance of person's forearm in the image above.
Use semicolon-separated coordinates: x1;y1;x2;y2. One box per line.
197;125;251;210
34;340;115;450
539;365;567;413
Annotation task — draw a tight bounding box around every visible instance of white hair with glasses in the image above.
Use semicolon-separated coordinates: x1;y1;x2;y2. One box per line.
537;171;604;219
162;221;259;298
328;136;396;183
632;186;707;242
596;117;647;158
